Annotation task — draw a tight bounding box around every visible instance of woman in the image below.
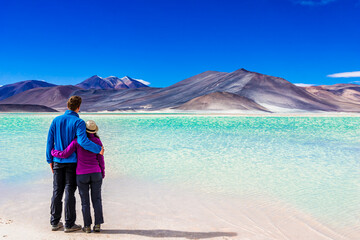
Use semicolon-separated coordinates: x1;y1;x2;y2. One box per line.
51;120;105;233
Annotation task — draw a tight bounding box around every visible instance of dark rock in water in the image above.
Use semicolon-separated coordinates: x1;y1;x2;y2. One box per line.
0;80;56;101
175;92;270;112
0;104;58;112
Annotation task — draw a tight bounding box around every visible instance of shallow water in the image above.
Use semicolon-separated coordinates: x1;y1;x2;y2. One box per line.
0;113;359;229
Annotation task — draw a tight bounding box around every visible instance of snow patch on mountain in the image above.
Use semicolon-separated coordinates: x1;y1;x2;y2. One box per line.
294;83;315;87
134;79;150;86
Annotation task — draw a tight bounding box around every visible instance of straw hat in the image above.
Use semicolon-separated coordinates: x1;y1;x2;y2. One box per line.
86;120;98;133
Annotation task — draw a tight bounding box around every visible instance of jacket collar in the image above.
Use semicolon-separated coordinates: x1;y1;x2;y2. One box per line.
88;133;95;138
64;110;79;118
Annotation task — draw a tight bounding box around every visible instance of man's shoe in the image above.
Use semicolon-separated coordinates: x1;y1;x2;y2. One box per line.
64;223;82;233
93;224;101;232
51;221;63;231
82;226;91;233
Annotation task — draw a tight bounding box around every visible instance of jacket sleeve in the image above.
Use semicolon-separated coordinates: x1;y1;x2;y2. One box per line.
93;138;105;178
46;121;55;164
97;154;105;178
76;120;101;154
51;139;77;159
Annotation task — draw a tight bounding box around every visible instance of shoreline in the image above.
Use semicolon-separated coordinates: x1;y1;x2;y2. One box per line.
1;113;359;239
1;111;360;117
0;176;358;240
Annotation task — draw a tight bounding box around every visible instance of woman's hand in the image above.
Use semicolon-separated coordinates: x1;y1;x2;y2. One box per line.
50;162;54;173
99;146;105;156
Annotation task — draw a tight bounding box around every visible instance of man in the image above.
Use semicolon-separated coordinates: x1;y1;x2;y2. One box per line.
46;96;104;232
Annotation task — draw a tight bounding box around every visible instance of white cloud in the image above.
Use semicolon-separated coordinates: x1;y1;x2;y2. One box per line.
293;0;336;5
0;85;3;87
135;79;150;86
294;83;315;87
327;71;360;78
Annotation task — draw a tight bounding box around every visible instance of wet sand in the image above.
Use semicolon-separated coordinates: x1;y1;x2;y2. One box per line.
0;176;358;240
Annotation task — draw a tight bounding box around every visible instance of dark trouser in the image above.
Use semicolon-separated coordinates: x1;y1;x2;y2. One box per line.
76;172;104;227
50;162;77;228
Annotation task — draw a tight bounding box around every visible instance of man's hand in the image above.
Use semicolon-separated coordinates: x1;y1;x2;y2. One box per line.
99;146;105;156
49;162;54;173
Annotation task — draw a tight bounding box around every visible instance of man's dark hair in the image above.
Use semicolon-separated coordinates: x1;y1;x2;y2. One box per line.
67;96;82;111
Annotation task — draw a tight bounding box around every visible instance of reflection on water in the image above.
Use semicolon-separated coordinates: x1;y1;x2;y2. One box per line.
0;113;359;227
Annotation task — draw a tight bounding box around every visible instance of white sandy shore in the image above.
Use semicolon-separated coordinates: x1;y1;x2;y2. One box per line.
2;108;360;117
0;176;359;240
86;112;360;117
87;108;360;116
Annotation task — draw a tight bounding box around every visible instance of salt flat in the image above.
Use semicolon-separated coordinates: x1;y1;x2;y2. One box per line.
1;177;358;240
0;114;359;239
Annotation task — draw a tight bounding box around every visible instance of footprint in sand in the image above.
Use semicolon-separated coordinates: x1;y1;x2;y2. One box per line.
0;218;13;225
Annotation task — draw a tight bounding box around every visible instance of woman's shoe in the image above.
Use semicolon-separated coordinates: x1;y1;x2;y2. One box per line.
64;223;82;233
93;224;101;232
51;221;63;231
82;226;91;233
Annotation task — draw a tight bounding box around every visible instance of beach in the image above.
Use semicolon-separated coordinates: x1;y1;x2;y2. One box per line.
1;176;359;240
2;0;360;237
0;113;359;239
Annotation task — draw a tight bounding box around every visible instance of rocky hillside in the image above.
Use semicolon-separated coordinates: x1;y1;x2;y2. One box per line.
2;69;360;112
0;80;56;100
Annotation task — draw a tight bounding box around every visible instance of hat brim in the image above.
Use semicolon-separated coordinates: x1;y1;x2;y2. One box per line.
86;125;98;133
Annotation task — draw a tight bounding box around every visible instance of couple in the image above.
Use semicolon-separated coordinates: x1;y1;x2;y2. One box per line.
46;96;105;233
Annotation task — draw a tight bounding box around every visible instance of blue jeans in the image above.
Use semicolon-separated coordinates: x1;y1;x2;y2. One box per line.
50;162;77;228
76;172;104;226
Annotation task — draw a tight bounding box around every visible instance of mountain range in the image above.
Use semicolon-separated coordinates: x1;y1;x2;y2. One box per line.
0;80;56;101
76;75;149;89
0;104;58;112
1;69;360;113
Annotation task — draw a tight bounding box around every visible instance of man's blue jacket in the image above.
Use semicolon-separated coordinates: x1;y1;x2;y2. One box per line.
46;110;101;164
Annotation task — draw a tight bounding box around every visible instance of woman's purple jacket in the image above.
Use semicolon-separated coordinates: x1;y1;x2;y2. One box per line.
51;133;105;178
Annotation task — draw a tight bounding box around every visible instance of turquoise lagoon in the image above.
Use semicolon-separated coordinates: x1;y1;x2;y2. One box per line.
0;113;359;228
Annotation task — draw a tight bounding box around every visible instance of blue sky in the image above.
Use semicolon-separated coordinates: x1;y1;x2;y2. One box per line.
0;0;359;87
